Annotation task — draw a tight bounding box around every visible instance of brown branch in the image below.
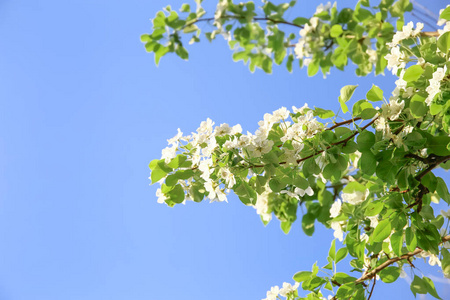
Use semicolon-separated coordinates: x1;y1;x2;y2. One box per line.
415;155;450;180
327;117;362;131
367;278;376;300
186;15;303;28
355;235;450;283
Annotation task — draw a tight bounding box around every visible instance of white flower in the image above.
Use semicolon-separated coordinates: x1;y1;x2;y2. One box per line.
329;199;342;218
385;46;406;74
214;123;232;136
342;189;368;205
281;187;314;200
272;107;290;121
292;103;309;114
428;254;442;267
310;17;319;29
263;285;280;300
254;187;272;222
223;138;238;151
425;66;447;106
386;98;405;121
167;128;183;145
331;221;344;242
156;188;167;204
360;233;369;243
161;144;177;163
279;282;300;297
366;48;377;64
314;2;332;15
198;159;213;181
219;167;236;188
231;124;242;134
204;180;227;202
368;216;379;228
214;0;228;21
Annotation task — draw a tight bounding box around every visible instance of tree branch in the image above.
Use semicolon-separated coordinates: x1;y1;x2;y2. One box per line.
355;235;450;283
186;15;304;28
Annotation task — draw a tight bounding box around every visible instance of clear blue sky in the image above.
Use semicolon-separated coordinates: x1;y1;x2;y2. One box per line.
0;0;448;299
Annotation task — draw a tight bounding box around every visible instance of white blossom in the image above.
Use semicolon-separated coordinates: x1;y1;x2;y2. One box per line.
161;144;177;163
254;187;272;222
385;46;406;74
263;285;280;300
156;188;167;204
342;189;368;205
426;66;447;106
329;199;342;218
279;282;300;297
331;221;344;242
219;167;236;188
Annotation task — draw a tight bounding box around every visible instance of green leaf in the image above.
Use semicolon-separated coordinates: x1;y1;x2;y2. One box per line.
426;136;450;156
360;150;376;175
307;59;320;77
411;275;428;295
403;65;424;82
436;177;450;204
175;46;189;60
410;94;427;118
423;276;442;299
293;271;312;282
370;219;392;243
376;160;396;184
335;247;348;263
379;266;400;283
405;227;417;251
365;201;384;216
292;17;309;26
390;231;403;256
235;181;257;205
339;85;358;103
366;84;383;101
437;32;450;53
440;6;450;20
302;213;315;236
281;221;292;234
357;130;375;151
329;239;336;261
180;3;190;12
330;24;343;37
166;184;185;203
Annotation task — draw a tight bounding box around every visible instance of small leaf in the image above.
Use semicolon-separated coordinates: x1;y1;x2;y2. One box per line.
440;6;450;20
370;219;391;243
366;84;383;101
293;271;312;282
379;266;400;283
403;65;424;82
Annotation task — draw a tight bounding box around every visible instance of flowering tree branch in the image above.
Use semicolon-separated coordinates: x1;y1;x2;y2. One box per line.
356;235;450;283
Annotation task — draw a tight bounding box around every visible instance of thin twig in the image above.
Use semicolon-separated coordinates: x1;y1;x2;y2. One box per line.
367;277;376;300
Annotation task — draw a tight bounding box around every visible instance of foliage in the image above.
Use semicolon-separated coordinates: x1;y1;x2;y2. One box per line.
144;1;450;299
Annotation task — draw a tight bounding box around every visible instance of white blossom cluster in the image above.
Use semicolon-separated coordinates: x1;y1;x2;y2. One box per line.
262;282;300;300
425;66;447;106
155;104;325;220
385;22;423;75
294;2;335;66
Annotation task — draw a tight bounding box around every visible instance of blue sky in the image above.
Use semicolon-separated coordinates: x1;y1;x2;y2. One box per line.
0;0;448;299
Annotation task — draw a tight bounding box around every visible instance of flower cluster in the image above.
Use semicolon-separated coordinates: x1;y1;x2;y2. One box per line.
262;282;300;300
294;2;335;66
